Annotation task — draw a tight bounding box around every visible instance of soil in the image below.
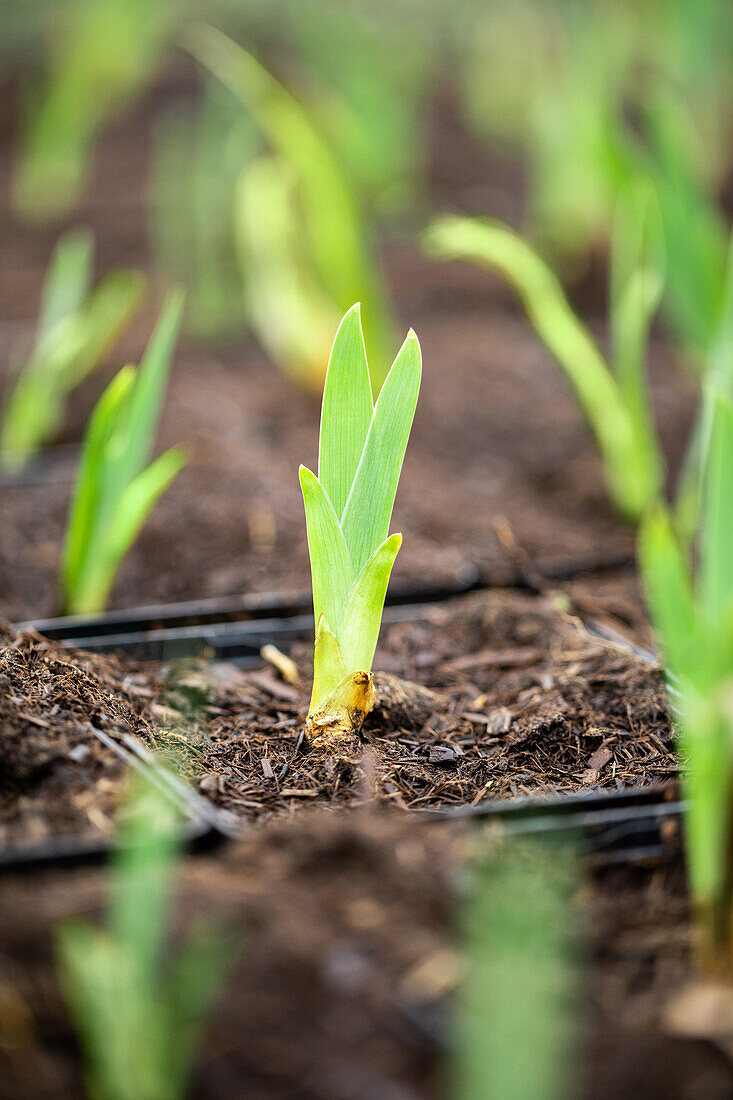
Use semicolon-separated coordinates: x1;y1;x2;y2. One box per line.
0;59;706;1100
0;67;696;623
0;586;675;850
1;811;731;1100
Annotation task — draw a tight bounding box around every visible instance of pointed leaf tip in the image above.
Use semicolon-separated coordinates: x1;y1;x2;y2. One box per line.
318;307;373;518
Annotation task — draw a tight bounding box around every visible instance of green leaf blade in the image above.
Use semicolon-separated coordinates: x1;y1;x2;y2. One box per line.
340;330;421;573
116;290;185;484
39;229;94;338
701;383;733;621
425;216;624;444
425;214;663;521
76;447;187;617
61;295;184;616
318;303;373;518
638;504;698;683
61;366;136;613
337;533;402;673
310;613;348;713
299;466;354;632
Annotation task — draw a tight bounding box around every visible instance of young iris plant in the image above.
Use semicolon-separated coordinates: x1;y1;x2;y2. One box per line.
425;188;664;523
456;840;577;1100
57;781;231;1100
61;292;186;616
186;25;395;394
300;304;420;744
235;154;340;392
642;85;729;359
0;230;143;472
640;369;733;977
15;0;174;220
152;75;255;341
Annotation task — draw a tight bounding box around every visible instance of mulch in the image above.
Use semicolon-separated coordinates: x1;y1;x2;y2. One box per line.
0;587;675;849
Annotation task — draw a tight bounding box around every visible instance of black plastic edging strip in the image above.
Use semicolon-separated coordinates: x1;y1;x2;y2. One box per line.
32;602;437;661
0;821;223;875
422;783;676;821
17;544;637;644
16;571;482;641
0;796;683;876
423;791;685;864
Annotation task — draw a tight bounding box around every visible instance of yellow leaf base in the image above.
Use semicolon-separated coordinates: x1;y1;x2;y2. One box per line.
305;670;376;747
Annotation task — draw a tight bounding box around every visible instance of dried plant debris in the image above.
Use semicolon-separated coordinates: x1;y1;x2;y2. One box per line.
1;814;731;1099
0;814;459;1099
0;589;676;846
193;591;674;821
0;622;155;846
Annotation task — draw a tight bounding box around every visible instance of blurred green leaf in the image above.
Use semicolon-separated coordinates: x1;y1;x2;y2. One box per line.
235;154;338;389
187;24;395;389
0;235;143;471
57;782;234;1100
425;214;662;520
456;840;577;1100
15;0;175;220
61;294;185;615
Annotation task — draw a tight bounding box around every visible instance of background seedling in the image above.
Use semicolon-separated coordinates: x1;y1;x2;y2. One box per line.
272;0;428;216
0;231;144;472
57;780;232;1100
425;189;664;522
152;75;255;342
187;25;395;393
61;292;186;616
300;304;420;743
459;0;733;285
235;154;340;391
455;839;577;1100
640;368;733;976
15;0;175;220
642;85;730;359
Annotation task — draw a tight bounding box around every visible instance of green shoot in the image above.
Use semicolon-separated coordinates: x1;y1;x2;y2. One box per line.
279;2;427;214
673;236;733;541
425;194;664;522
61;293;186;616
642;85;730;358
185;25;395;394
639;372;733;976
152;76;256;341
0;231;144;472
235;154;340;392
15;0;174;220
455;840;577;1100
300;304;420;743
57;781;232;1100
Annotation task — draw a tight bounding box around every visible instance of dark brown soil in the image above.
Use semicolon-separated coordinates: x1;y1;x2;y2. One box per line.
1;811;730;1100
0;621;156;847
0;69;696;623
0;587;675;850
0;54;715;1100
